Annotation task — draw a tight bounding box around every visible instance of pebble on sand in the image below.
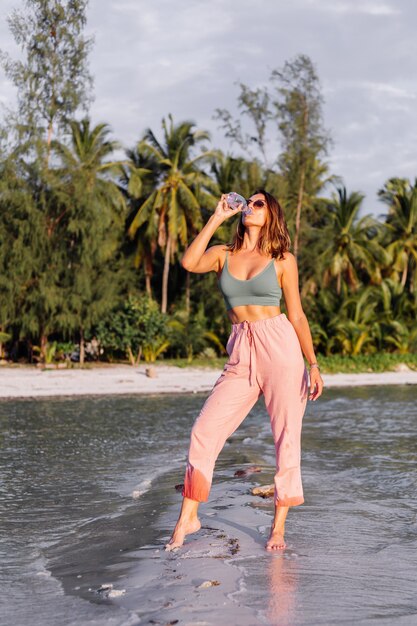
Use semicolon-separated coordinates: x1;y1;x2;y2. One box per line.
234;465;262;477
251;484;275;498
145;366;158;378
93;583;126;598
197;580;221;589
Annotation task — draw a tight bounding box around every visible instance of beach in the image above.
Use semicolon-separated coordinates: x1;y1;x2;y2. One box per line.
1;388;416;625
0;363;416;398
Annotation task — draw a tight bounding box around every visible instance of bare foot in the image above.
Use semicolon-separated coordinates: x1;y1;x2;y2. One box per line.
266;525;286;550
165;517;201;551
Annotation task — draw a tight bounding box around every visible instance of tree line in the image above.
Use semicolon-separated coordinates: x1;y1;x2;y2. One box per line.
0;0;416;365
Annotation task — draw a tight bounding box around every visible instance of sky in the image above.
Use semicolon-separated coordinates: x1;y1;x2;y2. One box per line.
1;0;417;219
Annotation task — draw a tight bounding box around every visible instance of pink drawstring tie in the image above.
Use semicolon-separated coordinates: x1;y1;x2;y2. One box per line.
242;320;256;386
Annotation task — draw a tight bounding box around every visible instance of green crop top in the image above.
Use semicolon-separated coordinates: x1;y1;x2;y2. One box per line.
218;251;282;310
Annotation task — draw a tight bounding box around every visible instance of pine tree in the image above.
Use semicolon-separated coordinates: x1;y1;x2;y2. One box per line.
0;0;92;151
0;0;95;361
271;54;331;258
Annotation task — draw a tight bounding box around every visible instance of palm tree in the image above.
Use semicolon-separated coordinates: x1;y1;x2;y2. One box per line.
210;152;287;208
49;119;124;236
327;287;380;355
51;119;126;364
378;178;417;292
384;320;417;353
367;278;417;352
211;153;247;193
302;285;341;355
128;115;217;313
121;146;160;296
317;185;388;295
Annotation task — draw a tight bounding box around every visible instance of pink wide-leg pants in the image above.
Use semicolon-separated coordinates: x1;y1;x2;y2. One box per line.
182;314;309;507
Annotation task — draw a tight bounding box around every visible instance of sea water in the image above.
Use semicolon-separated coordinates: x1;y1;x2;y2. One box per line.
0;387;416;625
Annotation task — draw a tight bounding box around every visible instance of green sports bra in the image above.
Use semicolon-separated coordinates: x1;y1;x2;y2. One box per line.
218;251;282;310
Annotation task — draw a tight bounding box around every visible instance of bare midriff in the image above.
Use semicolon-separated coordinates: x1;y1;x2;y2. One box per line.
227;304;282;324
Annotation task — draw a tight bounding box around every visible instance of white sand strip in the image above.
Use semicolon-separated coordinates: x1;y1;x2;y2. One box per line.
0;365;219;399
0;365;416;399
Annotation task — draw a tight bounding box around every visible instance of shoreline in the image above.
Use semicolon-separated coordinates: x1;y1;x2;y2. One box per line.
0;363;416;399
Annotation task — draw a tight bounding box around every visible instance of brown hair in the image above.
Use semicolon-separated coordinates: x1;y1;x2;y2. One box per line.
227;189;291;259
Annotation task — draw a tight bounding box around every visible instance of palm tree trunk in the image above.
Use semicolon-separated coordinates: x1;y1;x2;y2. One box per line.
144;254;153;297
185;272;191;313
135;346;142;365
127;346;135;366
400;261;408;288
145;274;152;296
161;234;172;314
79;327;85;366
294;101;309;260
293;165;305;259
40;333;48;363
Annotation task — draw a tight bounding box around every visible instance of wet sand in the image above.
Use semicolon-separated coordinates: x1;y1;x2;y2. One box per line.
0;364;416;398
116;483;286;625
2;388;417;625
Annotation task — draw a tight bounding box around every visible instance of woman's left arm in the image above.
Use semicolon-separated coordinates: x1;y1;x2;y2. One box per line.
281;252;324;401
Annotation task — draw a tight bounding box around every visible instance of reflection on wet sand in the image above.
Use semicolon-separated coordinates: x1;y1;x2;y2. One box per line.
266;554;299;626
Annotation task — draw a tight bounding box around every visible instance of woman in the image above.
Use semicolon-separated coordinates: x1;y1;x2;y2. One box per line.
166;190;324;552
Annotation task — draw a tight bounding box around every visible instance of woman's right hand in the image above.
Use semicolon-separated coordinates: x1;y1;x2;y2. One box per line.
213;194;243;222
182;194;242;272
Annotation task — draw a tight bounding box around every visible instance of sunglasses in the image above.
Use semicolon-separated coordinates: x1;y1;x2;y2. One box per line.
246;199;266;208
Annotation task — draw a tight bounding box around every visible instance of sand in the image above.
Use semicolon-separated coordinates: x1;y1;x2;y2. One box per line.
0;363;416;399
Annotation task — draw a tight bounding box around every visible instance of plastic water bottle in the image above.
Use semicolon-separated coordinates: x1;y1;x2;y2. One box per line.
226;192;253;215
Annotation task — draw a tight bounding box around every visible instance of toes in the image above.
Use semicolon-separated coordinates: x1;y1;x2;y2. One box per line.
165;533;184;551
265;541;286;550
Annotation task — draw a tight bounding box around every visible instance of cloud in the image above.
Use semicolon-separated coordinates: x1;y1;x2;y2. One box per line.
305;0;400;16
1;0;417;210
328;79;416;100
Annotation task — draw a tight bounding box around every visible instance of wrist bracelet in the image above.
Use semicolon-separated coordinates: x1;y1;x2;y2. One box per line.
309;363;320;371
